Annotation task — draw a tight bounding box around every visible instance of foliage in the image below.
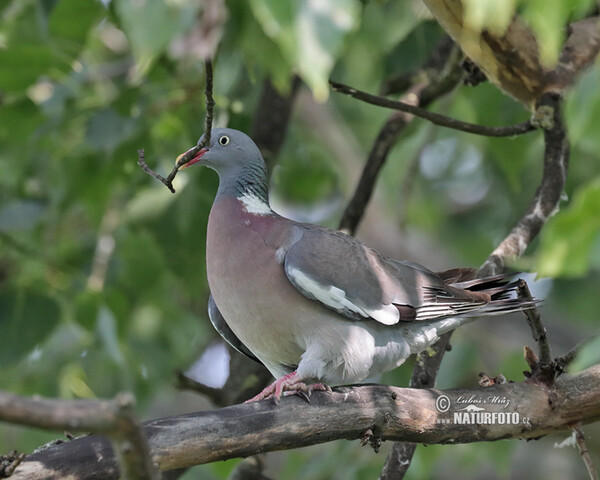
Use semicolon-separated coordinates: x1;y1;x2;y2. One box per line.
1;0;599;479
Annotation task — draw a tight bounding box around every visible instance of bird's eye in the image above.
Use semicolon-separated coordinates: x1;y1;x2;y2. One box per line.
219;135;230;146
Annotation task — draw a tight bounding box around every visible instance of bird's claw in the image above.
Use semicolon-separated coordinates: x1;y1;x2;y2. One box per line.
245;372;332;403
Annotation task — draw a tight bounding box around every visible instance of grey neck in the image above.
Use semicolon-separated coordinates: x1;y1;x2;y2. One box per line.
216;161;270;204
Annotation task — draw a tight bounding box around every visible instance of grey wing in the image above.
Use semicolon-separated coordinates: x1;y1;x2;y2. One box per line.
282;226;460;326
208;294;260;363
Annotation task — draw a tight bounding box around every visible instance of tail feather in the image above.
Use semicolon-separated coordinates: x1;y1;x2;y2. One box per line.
415;273;539;321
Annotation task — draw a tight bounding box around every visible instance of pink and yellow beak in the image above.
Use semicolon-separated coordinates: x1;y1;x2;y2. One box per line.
176;146;208;170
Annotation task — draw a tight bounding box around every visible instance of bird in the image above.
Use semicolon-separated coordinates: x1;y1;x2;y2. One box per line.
177;128;535;402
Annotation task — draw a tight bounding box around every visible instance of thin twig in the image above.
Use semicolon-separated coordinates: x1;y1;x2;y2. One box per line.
338;99;423;234
555;346;579;373
0;391;158;480
574;425;600;480
517;280;551;364
176;372;226;406
479;93;569;276
330;80;536;137
554;336;599;376
138;59;215;193
338;40;464;234
137;149;175;193
200;59;215;150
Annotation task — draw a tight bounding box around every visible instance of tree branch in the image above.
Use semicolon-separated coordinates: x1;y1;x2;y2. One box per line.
479;93;569;276
574;425;600;480
138;59;215;193
380;330;454;480
518;280;551;365
338;38;465;234
9;364;600;479
0;391;158;480
330;80;536;138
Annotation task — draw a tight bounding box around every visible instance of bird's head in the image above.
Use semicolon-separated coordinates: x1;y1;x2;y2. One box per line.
176;128;264;175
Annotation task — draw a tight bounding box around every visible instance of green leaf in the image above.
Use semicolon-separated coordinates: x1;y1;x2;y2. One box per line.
0;289;61;366
0;98;44;149
0;45;57;91
537;178;600;277
49;0;105;54
249;0;360;100
114;0;198;77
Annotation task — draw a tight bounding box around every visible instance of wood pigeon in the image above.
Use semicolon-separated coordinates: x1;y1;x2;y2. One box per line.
178;128;534;402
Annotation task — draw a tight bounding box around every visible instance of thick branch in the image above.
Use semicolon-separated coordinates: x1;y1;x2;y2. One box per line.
0;391;157;480
10;364;600;480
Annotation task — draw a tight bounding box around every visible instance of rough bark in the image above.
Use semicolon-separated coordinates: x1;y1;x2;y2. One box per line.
9;364;600;480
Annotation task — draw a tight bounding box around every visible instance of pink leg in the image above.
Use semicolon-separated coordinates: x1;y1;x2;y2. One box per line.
245;372;332;403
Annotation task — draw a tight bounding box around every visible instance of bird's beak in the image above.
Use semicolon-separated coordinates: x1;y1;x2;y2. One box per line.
176;147;208;170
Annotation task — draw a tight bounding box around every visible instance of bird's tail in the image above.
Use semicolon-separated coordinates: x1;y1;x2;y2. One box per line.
450;273;539;316
414;271;539;323
401;272;539;355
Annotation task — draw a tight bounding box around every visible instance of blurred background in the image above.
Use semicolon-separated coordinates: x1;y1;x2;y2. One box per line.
1;0;599;479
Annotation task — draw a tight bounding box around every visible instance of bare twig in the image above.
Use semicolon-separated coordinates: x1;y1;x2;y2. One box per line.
574;425;600;480
517;280;551;365
137;149;174;193
338;39;464;234
0;391;158;480
0;451;26;478
138;59;215;193
330;80;536;138
554;339;591;375
176;372;227;406
555;348;579;373
380;36;457;96
10;364;600;480
338;98;423;234
479;93;569;276
201;59;215;149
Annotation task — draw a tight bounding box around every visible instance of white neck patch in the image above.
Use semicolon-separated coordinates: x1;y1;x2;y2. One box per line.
240;193;272;216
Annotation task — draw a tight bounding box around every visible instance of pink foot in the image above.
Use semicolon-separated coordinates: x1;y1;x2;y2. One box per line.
245;372;332;403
